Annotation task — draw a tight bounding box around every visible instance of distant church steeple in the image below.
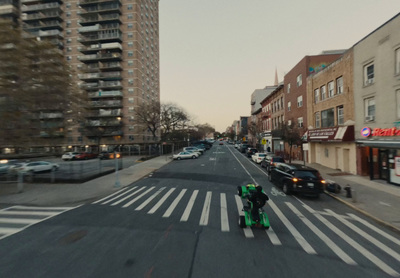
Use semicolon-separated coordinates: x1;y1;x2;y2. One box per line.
274;67;279;86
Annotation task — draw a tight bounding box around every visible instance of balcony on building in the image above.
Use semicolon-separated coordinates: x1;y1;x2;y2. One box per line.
100;71;121;80
39;112;63;119
26;29;63;38
78;63;100;73
78;42;122;54
79;13;121;25
89;99;122;108
0;4;19;17
80;82;99;90
78;52;122;62
78;72;101;81
78;3;121;16
86;108;122;117
22;11;62;21
86;119;122;127
21;2;60;13
77;32;122;44
88;90;123;98
79;0;121;7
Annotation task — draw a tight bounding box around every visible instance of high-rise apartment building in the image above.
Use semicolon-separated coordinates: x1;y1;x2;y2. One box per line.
1;0;160;150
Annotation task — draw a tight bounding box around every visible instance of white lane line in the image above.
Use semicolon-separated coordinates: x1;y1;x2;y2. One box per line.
110;186;146;206
268;200;316;254
122;187;155;208
348;213;400;247
100;186;138;205
163;189;187;218
286;203;356;265
326;209;400;263
0;227;21;234
148;188;176;214
0;218;37;224
235;195;254;238
199;191;212;226
135;187;166;211
302;204;399;277
9;205;76;211
266;227;282;245
220;193;229;232
0;211;59;216
180;190;199;222
92;187;129;204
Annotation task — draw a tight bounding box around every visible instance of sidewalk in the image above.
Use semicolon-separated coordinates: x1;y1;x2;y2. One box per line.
0;155;173;207
292;160;400;233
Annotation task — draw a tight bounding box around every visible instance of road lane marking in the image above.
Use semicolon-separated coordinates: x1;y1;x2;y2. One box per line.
122;187;155;208
148;188;176;214
326;209;400;263
268;200;316;254
347;213;400;246
92;187;129;204
10;206;75;211
180;190;199;222
235;195;254;238
302;204;399;277
199;191;212;226
163;189;187;218
0;211;60;216
0;218;37;224
220;193;229;232
286;203;356;265
266;227;281;245
109;186;146;206
135;187;166;211
100;186;138;205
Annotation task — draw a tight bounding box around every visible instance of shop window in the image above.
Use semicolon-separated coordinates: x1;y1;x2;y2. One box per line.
321;108;334;127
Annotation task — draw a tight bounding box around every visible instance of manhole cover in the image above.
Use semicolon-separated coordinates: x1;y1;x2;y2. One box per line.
58;230;88;245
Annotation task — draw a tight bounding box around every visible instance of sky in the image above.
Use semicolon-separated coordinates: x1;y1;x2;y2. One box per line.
159;0;400;132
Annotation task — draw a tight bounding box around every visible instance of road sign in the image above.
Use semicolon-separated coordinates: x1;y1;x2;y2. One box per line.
261;138;267;145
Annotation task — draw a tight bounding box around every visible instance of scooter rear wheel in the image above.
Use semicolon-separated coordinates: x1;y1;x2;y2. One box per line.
239;215;246;228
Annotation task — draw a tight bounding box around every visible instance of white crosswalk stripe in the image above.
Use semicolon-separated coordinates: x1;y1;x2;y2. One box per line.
135;187;166;211
220;193;229;232
180;190;198;222
148;188;176;214
122;187;155;208
199;191;212;226
0;205;77;240
163;189;186;218
100;186;138;205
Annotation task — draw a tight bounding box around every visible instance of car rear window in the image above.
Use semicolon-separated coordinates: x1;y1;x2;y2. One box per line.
294;170;321;179
272;157;285;162
258;154;266;157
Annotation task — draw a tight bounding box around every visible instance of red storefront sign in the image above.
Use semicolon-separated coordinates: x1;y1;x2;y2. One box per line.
371;127;400;137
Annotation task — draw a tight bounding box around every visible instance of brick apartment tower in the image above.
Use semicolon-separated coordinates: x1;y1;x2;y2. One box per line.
1;0;160;148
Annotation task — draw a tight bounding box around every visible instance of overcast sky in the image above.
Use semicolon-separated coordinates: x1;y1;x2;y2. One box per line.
159;1;400;132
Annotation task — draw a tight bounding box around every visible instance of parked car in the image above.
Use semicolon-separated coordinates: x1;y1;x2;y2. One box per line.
251;153;267;164
173;151;199;160
262;155;285;173
269;163;326;197
99;152;121;160
74;152;98;160
11;161;59;174
0;159;19;175
246;148;258;157
61;152;81;161
239;144;249;153
183;147;203;155
191;145;206;152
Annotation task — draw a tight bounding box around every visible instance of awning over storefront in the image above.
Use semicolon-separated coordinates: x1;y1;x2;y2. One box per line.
357;139;400;148
306;126;355;142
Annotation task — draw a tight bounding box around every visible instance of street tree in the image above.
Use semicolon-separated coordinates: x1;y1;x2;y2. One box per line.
134;100;161;141
274;122;302;163
160;102;190;141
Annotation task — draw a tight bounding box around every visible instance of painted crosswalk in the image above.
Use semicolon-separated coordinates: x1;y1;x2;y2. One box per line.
92;185;400;277
0;205;77;240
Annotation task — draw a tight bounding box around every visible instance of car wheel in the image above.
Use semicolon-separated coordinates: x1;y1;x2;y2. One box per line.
52;166;57;171
283;183;291;195
239;215;246;228
192;155;196;159
237;186;242;197
177;157;181;160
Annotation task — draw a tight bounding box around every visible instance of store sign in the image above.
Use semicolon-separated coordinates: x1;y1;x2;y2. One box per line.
361;127;400;137
307;126;354;142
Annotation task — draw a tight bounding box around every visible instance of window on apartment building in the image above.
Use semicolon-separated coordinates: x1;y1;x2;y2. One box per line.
67;38;72;44
321;108;334;127
364;62;374;85
321;85;326;100
287;101;291;111
128;69;134;75
128;107;134;112
128;23;133;29
314;88;320;103
280;97;283;109
127;4;133;9
128;60;134;66
66;29;72;35
297;95;303;107
315;112;320;128
397;90;400;118
129;126;134;130
66;12;71;17
328;81;334;98
288;120;292;126
297;74;302;87
337;106;344;125
364;97;375;122
396;48;400;75
128;32;133;38
336;77;343;94
128;51;133;57
128;79;134;85
128;14;133;19
129;116;135;122
298;117;303;128
277;100;280;110
66;21;71;28
128;42;133;48
287;83;291;93
128;98;134;103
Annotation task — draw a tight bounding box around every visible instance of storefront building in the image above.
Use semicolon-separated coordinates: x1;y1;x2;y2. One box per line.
353;13;400;186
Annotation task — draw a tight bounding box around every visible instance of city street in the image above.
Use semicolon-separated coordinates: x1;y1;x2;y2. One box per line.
0;143;400;278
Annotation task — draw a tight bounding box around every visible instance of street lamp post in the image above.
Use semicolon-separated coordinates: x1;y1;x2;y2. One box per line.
114;151;121;188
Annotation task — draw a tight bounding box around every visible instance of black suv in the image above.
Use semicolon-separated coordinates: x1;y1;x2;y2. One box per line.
269;163;326;198
261;155;285;173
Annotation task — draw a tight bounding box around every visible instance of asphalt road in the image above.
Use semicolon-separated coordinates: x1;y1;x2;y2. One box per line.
1;143;400;278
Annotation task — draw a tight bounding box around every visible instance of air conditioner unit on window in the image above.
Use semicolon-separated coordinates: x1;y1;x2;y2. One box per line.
365;115;375;122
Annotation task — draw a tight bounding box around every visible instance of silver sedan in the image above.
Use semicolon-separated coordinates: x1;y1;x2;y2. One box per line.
173;151;200;160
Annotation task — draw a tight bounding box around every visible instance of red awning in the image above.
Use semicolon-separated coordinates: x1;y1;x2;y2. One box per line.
307;126;354;142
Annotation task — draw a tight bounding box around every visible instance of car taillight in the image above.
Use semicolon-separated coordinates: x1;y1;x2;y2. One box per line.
321;180;326;184
292;178;298;182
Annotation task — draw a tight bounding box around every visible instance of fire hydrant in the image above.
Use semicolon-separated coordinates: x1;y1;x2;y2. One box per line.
344;184;352;198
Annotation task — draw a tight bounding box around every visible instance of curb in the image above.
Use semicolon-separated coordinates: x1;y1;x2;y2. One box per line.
324;191;400;235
